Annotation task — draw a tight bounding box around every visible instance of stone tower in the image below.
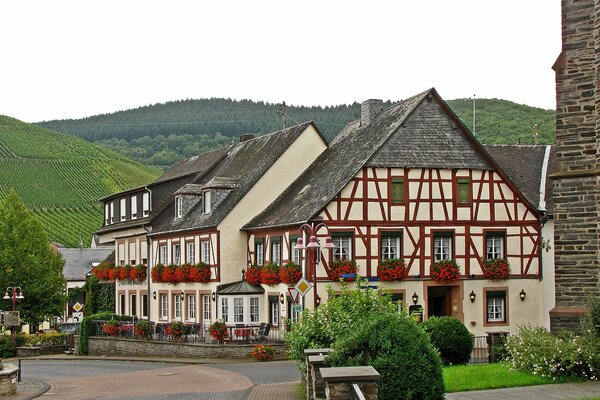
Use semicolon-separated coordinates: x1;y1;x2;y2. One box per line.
550;0;600;331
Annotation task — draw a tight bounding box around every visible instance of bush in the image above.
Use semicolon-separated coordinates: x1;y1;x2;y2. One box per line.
0;334;25;358
78;312;132;354
251;344;275;361
23;333;68;347
506;324;600;380
422;316;473;365
584;296;600;338
327;313;445;400
134;320;152;337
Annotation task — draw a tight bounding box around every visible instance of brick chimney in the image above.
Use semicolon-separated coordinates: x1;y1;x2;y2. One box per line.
360;99;384;126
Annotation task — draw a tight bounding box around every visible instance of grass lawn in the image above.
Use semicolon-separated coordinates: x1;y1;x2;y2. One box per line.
444;362;576;393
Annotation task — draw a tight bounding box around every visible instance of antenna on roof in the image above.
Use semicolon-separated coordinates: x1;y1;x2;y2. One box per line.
278;101;287;129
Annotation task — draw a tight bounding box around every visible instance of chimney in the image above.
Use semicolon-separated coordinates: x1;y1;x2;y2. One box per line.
360;99;384;126
239;134;255;143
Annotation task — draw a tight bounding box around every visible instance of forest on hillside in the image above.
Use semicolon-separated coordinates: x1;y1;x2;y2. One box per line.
38;97;556;168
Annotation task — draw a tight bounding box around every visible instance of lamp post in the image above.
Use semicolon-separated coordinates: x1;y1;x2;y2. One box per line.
3;287;24;347
294;222;335;309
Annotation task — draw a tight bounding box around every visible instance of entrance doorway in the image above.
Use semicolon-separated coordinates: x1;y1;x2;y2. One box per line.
427;286;450;318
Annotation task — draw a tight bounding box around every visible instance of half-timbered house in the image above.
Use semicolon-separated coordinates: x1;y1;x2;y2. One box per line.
242;88;550;335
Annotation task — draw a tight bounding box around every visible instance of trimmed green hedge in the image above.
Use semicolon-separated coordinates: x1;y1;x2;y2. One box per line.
78;312;132;355
422;316;474;365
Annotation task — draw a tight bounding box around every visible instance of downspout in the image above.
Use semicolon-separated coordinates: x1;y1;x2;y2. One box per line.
143;224;152;321
537;145;552;282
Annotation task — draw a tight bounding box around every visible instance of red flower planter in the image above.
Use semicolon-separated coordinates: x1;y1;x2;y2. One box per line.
377;259;407;281
245;265;262;285
261;263;281;286
328;260;358;282
279;262;302;285
431;260;461;283
482;258;510;281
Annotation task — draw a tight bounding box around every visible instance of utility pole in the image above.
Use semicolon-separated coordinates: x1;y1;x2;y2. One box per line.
278;101;287;130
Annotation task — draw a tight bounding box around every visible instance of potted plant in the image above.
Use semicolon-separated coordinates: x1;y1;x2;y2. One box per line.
151;263;165;283
482;258;510;281
117;265;129;280
377;258;407;281
245;265;262;285
328;259;358;282
188;262;211;283
103;320;120;336
134;320;152;338
250;344;275;361
209;321;229;344
134;264;147;282
279;262;302;285
261;262;280;286
174;264;188;283
431;260;461;283
167;321;186;340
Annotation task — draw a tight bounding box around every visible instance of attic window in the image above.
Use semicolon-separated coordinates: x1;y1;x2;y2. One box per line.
457;177;471;206
175;196;183;219
202;191;211;214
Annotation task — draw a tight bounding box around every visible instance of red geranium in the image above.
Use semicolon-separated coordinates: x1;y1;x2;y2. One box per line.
151;264;164;282
279;262;302;285
117;266;128;280
246;265;262;285
250;344;275;361
107;267;118;281
188;262;211;283
328;259;358;282
173;265;187;283
482;258;510;281
261;263;280;286
161;266;174;284
431;260;461;283
103;320;120;336
135;264;147;282
209;321;229;344
377;258;407;281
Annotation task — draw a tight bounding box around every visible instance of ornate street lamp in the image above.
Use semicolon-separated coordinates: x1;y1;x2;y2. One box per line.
3;287;24;347
294;222;335;308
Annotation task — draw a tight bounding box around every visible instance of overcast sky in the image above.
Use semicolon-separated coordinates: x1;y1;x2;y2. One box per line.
2;0;561;123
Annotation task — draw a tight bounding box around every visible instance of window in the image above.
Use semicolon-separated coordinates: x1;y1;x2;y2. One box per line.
160;294;168;319
129;242;136;265
130;294;137;316
131;195;137;219
141;241;148;264
119;294;125;315
105;204;109;225
391;178;406;204
486;232;505;260
332;233;352;261
433;232;453;262
457;177;471;205
250;297;259;323
234;297;244;323
221;298;229;322
120;198;126;221
255;240;264;265
141;294;148;318
290;236;300;264
271;237;281;264
175;196;183;219
187;294;196;320
142;192;150;217
270;300;279;325
201;241;210;264
202;190;211;214
110;202;114;224
186;242;195;264
203;295;211;323
159;244;168;265
486;291;506;323
391;293;403;312
118;243;125;266
173;294;182;320
381;232;401;260
173;243;181;265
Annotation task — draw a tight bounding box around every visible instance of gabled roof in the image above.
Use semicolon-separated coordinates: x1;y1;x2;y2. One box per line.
217;279;265;295
484;144;555;213
149;122;317;236
59;248;114;281
154;146;230;183
244;88;496;230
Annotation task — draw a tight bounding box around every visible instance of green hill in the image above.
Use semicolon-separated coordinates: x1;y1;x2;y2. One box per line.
38;97;556;168
0;116;161;247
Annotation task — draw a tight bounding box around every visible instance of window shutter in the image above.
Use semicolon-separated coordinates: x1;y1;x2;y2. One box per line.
391;179;405;203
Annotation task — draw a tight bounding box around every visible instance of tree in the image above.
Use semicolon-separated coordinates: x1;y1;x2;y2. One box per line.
0;189;66;326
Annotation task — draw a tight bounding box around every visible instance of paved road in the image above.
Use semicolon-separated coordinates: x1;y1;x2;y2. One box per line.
18;359;301;400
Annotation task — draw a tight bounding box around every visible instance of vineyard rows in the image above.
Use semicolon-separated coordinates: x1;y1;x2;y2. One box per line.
33;205;103;248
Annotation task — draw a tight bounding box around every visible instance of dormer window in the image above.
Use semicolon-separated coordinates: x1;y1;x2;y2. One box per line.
110;202;114;224
120;198;126;221
143;192;150;217
104;204;109;225
175;196;183;219
202;191;211;214
131;195;137;219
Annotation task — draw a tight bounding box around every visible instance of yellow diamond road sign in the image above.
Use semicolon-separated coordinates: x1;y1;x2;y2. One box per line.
294;277;312;296
73;302;83;312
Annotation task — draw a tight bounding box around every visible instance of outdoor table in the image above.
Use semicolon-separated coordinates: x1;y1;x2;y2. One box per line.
234;328;252;343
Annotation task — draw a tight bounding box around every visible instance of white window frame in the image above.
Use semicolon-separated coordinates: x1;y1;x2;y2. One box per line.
110;202;114;224
255;242;264;265
333;235;352;261
203;294;211;324
143;192;150;217
201;240;210;264
381;235;401;260
173;294;182;320
159;244;168;265
250;297;259;323
141;241;148;264
486;235;505;259
186;242;195;264
118;243;125;266
433;234;453;262
271;239;281;265
131;195;138;219
130;293;137;316
187;294;196;321
141;294;148;318
202;191;211;214
105;204;109;225
120;198;126;221
290;238;300;264
270;301;279;325
173;243;181;265
234;297;244;323
119;294;126;315
487;295;505;322
160;294;168;320
221;297;229;323
175;196;183;219
129;242;136;265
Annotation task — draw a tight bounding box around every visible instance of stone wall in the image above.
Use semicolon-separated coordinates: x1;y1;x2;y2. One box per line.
0;364;18;396
87;337;288;359
550;0;600;332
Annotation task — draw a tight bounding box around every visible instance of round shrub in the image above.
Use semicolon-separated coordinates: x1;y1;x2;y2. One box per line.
327;313;445;400
422;316;473;365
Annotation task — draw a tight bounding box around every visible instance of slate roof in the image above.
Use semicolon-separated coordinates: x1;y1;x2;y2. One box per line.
484;144;555;213
149;122;316;236
217;279;265;295
154;146;230;183
59;248;114;281
244;88;495;230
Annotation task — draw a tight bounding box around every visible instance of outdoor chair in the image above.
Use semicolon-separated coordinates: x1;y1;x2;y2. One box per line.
252;323;270;342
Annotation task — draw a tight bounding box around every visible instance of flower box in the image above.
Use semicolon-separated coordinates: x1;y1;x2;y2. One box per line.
151;263;211;284
279;262;302;285
103;320;120;336
328;259;358;282
245;265;262;285
431;260;461;283
377;258;407;281
261;262;281;286
482;258;510;281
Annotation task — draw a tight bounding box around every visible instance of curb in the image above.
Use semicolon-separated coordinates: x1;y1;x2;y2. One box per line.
18;380;50;400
